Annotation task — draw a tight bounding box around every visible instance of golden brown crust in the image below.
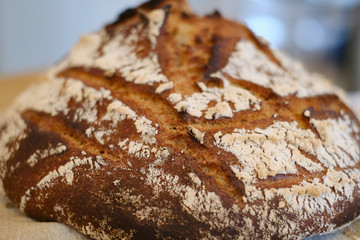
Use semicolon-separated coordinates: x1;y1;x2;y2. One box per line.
1;0;360;239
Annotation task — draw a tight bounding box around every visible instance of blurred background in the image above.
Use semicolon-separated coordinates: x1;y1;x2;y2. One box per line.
0;0;360;91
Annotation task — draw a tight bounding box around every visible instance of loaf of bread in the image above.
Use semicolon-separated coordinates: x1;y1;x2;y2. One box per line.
1;0;360;239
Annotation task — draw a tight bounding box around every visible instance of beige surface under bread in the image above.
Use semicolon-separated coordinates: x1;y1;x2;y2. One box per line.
0;73;359;240
0;181;87;240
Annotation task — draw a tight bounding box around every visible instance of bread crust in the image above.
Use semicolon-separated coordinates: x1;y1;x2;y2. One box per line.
1;0;360;239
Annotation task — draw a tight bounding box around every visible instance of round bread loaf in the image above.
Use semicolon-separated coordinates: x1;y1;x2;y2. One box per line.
1;0;360;239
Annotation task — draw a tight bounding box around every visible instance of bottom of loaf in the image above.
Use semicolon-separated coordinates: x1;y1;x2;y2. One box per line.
0;181;359;240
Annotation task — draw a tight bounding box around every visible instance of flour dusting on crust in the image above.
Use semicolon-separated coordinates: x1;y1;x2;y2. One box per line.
27;143;67;168
175;74;260;119
214;117;359;183
20;155;107;212
222;40;338;97
60;8;169;86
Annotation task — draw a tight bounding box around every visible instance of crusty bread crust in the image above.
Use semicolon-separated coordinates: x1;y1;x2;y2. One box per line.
1;0;360;239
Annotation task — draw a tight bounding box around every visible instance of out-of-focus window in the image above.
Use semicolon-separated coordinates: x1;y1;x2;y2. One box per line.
0;0;143;76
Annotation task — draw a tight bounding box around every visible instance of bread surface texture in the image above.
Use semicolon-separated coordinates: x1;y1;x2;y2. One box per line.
1;0;360;239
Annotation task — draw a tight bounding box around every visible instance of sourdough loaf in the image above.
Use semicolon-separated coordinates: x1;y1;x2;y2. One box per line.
1;0;360;239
